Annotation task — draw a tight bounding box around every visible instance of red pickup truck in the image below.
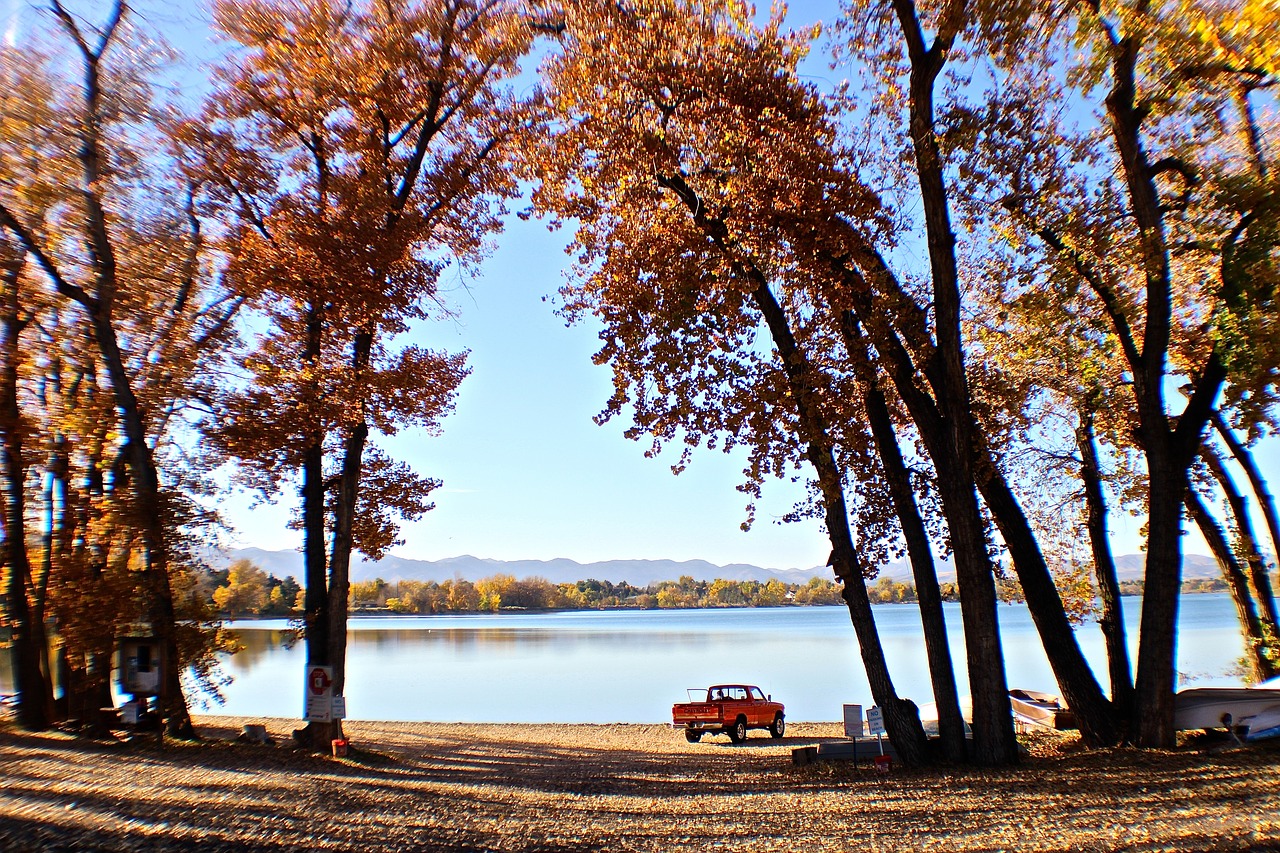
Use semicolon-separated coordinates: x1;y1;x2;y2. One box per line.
671;684;785;743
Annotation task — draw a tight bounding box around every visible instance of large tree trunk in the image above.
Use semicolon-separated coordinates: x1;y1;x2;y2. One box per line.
828;256;1014;764
1098;13;1228;749
887;0;1018;766
298;302;335;749
1076;414;1134;732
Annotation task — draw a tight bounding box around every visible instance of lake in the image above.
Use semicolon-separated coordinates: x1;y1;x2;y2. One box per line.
190;593;1249;723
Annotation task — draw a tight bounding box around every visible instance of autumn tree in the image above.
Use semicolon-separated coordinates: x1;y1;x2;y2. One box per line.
0;3;238;737
958;0;1279;744
532;0;955;765
198;0;539;748
213;559;271;616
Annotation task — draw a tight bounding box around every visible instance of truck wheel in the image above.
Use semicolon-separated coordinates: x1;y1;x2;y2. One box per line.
684;729;702;743
770;714;785;739
729;717;748;744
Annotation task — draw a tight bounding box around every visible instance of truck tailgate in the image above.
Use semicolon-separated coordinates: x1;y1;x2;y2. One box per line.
672;702;721;723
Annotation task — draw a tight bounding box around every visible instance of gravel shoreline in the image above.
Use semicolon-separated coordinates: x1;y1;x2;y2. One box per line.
2;716;1279;851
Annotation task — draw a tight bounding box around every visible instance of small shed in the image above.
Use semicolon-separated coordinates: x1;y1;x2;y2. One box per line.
116;625;164;698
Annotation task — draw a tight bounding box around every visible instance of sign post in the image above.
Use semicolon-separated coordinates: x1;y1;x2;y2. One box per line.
866;705;892;772
305;665;333;723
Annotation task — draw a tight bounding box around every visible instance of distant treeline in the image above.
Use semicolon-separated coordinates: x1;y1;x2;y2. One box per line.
203;561;1271;617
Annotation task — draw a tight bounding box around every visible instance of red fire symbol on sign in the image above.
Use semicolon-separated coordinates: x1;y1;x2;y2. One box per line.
309;667;332;695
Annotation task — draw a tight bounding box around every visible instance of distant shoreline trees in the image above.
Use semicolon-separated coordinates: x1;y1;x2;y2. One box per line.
200;565;1272;617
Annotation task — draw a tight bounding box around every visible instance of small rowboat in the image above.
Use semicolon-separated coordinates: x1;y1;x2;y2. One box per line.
1174;687;1280;731
1009;689;1076;730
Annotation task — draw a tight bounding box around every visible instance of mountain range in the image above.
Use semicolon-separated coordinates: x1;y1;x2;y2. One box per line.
211;547;1223;587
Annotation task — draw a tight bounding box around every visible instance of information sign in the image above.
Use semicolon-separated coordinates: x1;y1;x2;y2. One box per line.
305;665;333;722
842;704;864;739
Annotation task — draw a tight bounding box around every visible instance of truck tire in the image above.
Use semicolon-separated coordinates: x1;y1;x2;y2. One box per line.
770;714;785;739
729;716;748;744
684;729;702;743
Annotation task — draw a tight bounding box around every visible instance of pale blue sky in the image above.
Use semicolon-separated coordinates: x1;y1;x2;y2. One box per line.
8;0;1275;570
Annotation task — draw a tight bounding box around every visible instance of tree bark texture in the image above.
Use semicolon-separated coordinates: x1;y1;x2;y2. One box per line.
326;330;376;741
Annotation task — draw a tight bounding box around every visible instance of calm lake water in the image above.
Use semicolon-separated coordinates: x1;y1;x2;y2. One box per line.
0;594;1250;722
188;593;1248;723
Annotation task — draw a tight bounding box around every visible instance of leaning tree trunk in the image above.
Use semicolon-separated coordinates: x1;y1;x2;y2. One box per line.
845;313;967;762
750;281;930;767
1213;413;1280;577
1203;442;1280;646
1186;489;1275;681
1077;414;1134;733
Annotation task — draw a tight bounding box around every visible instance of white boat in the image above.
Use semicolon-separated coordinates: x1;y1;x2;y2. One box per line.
1244;704;1280;742
1174;686;1280;730
916;695;972;736
1009;689;1076;730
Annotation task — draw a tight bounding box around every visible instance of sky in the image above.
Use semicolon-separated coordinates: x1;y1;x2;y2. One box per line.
6;0;1277;571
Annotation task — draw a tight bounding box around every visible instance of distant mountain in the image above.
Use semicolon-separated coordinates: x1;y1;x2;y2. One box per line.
209;547;1225;587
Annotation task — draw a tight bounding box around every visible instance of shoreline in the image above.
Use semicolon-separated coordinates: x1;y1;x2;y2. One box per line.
3;716;1279;851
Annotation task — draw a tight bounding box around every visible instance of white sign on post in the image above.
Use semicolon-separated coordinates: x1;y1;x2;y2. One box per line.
866;705;886;736
305;665;333;722
843;704;864;738
332;695;347;720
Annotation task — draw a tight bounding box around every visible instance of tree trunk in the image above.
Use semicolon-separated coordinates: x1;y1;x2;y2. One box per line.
1099;18;1231;749
888;0;1018;766
1213;413;1280;573
298;301;334;749
828;258;1014;764
1135;456;1187;746
2;413;51;732
327;331;374;741
89;310;193;739
845;314;967;762
1186;489;1274;681
1076;414;1134;732
1;262;51;730
1202;441;1280;646
750;282;930;766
